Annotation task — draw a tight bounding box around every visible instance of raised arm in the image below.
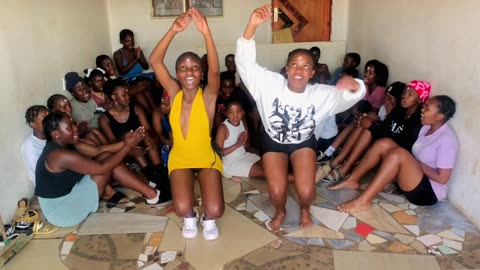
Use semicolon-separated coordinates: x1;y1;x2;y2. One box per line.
190;8;219;97
242;5;272;40
150;13;192;102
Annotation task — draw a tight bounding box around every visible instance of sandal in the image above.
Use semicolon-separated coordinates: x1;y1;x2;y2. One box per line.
322;167;345;183
315;162;332;183
106;192;130;208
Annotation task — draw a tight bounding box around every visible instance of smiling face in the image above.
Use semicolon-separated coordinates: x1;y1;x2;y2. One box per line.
420;98;443;125
51;116;79;145
121;34;135;50
176;55;203;91
285;51;315;92
71;81;91;103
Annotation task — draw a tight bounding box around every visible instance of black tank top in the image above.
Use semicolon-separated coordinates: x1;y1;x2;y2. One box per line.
103;103;141;140
35;142;84;198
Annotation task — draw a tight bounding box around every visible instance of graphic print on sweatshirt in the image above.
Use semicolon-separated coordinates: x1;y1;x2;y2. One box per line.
268;98;315;143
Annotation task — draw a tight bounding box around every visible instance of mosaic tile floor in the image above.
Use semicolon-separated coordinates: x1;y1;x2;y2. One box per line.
3;176;480;270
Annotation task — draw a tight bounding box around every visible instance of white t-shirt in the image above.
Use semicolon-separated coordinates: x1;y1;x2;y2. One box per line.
21;134;46;185
315;115;338;140
236;37;365;144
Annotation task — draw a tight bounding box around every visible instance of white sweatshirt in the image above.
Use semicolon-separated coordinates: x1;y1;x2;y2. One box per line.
235;37;366;144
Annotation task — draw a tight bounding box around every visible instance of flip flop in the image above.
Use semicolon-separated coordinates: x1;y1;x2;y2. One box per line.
315;162;332;183
106;192;130;208
265;220;284;232
322;168;345;183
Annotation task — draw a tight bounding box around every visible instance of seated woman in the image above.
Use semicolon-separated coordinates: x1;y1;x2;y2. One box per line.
47;94;107;146
150;8;224;240
84;68;111;110
309;46;330;84
35;112;165;227
320;80;428;183
98;79;170;195
152;91;173;166
113;29;156;113
332;95;458;212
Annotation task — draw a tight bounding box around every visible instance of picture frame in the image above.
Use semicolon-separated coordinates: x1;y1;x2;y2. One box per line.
152;0;223;18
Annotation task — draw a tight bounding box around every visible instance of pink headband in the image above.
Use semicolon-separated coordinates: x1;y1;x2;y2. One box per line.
407;80;431;103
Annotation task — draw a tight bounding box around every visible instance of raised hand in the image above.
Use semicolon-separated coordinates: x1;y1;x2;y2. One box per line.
248;5;273;27
357;114;373;128
336;75;360;92
124;126;145;147
170;12;192;33
190;8;210;36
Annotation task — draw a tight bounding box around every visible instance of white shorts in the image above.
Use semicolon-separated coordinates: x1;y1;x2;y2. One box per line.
223;152;261;178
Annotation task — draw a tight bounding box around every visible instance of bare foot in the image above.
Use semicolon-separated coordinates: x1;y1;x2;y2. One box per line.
337;198;372;213
230;176;243;183
300;207;313;229
268;210;286;232
328;178;360;191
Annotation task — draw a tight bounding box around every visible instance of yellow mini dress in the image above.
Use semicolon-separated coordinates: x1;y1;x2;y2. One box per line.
168;89;223;174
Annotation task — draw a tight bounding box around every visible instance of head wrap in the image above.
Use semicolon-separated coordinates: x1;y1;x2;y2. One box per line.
406;80;431;102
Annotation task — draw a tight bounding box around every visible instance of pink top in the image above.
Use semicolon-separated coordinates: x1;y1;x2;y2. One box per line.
91;93;106;109
411;124;458;200
363;86;386;109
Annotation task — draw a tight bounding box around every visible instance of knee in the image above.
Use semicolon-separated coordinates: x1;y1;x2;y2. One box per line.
174;200;194;217
269;186;286;201
204;203;224;219
296;186;315;204
384;148;407;162
373;138;397;151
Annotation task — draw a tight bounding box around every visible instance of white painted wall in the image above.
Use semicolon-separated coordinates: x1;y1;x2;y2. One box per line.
0;0;112;223
347;0;480;226
106;0;349;73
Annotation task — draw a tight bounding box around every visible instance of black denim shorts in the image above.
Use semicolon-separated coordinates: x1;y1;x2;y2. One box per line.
259;128;317;156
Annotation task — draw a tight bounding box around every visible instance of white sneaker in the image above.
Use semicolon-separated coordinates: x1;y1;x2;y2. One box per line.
182;210;199;239
201;215;219;241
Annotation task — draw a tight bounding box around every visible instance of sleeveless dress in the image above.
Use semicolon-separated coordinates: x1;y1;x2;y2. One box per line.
168;89;222;173
119;48;155;83
221;120;260;178
103;103;141;140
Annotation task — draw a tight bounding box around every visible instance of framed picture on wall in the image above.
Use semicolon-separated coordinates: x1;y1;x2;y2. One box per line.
152;0;187;17
152;0;222;17
188;0;223;16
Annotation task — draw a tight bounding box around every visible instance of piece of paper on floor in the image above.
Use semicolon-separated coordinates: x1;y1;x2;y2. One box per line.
138;253;148;262
254;210;270;222
109;207;125;213
244;190;260;195
145;246;157;255
61;241;74;255
160;251;177;264
143;263;164;270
